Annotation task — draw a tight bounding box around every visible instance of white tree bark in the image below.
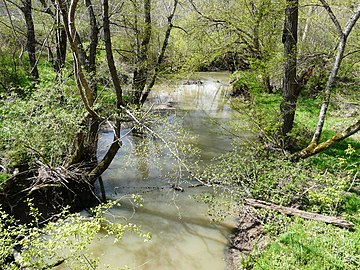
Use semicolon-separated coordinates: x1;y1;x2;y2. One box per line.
310;2;360;145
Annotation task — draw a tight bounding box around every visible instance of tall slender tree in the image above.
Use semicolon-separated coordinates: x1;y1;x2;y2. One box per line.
21;0;39;80
280;0;299;140
294;1;360;159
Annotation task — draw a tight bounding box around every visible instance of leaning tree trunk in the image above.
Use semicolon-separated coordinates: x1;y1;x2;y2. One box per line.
102;0;123;108
21;0;39;80
85;0;125;183
310;1;360;145
294;2;360;159
293;119;360;160
57;0;101;165
280;0;299;138
84;0;100;161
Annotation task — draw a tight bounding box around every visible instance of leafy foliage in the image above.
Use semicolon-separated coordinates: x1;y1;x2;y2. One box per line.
0;197;150;269
0;79;84;169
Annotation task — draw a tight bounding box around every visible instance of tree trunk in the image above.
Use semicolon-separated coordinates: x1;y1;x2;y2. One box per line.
87;134;121;183
84;0;99;160
55;23;67;72
299;6;315;54
263;74;273;94
310;2;360;145
21;0;39;80
131;0;152;105
57;0;99;165
140;0;178;104
293;118;360;160
280;0;299;138
54;2;67;72
102;0;123;108
40;0;67;73
81;0;127;183
57;0;97;115
310;35;346;145
294;3;360;159
245;198;354;229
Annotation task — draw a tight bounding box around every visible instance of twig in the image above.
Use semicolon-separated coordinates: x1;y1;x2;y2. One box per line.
120;105;211;187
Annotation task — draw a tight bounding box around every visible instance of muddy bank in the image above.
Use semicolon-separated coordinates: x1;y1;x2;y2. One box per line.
227;207;267;269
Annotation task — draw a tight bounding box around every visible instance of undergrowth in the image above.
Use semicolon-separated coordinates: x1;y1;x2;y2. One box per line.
212;70;359;269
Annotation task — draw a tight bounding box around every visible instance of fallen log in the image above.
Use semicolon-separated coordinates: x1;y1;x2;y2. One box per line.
245;198;354;229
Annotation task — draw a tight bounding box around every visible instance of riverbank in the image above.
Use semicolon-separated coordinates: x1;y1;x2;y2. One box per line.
222;76;359;269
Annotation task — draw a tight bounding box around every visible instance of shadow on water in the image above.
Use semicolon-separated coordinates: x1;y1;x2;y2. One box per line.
88;72;247;269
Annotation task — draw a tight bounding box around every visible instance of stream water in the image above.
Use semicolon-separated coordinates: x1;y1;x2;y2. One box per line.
89;72;249;269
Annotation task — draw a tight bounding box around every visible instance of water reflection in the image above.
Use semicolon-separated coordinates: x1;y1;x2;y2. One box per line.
90;190;234;270
91;72;240;269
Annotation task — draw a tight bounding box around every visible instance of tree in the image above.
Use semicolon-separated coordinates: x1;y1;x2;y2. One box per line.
181;0;283;82
38;0;68;73
294;1;360;159
280;0;299;140
57;0;180;183
3;0;40;80
21;0;39;80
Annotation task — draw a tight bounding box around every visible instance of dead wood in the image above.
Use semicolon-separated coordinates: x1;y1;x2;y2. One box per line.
245;198;354;229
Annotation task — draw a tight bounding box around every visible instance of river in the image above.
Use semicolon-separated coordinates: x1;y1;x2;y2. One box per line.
89;72;248;269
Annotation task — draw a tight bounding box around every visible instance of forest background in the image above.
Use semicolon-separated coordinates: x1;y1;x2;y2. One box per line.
0;0;359;269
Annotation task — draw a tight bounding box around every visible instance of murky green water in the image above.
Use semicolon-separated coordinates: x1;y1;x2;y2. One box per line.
88;72;249;269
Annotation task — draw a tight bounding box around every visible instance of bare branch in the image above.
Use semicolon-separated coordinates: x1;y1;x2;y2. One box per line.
318;0;343;36
343;6;360;36
120;105;211;187
309;4;360;145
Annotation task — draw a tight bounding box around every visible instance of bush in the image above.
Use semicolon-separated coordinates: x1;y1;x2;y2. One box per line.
0;198;150;269
0;50;31;96
0;81;84;170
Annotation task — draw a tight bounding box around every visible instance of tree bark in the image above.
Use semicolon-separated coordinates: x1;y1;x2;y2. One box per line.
292;3;360;160
39;0;67;73
82;0;129;182
245;198;354;229
131;0;152;105
140;0;178;105
102;0;124;108
300;6;315;48
84;0;100;160
21;0;39;80
293;118;360;160
54;2;67;72
57;0;97;117
55;22;67;72
310;2;360;145
280;0;299;137
87;135;121;183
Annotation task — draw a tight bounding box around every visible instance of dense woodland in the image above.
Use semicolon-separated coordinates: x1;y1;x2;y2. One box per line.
0;0;359;269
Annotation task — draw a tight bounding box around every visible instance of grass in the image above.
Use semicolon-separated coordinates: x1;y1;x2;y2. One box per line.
230;70;360;270
250;219;360;270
